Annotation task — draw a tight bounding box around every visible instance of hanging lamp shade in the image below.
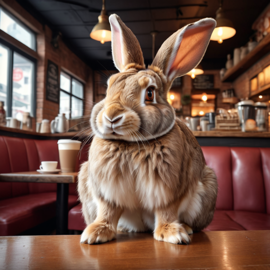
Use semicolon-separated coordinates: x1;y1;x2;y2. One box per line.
186;64;204;79
211;6;236;44
90;0;111;44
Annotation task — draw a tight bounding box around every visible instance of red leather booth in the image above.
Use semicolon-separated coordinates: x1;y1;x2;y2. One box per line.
0;135;88;236
68;147;270;232
1;134;269;235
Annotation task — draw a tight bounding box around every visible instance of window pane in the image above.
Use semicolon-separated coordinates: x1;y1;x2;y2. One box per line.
60;91;70;119
0;43;9;112
0;8;35;50
72;97;83;118
72;79;83;98
12;52;34;120
60;72;70;92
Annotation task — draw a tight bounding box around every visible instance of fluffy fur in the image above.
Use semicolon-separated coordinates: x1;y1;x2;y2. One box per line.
79;14;218;245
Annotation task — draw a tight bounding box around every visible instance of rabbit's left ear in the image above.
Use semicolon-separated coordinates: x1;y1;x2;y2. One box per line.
109;14;144;72
152;18;216;82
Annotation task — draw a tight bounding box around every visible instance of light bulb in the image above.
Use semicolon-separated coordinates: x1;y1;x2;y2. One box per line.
218;27;223;36
102;30;106;38
218;38;223;44
259;95;263;99
170;94;175;100
191;73;195;79
202;93;207;102
199;111;204;115
101;40;105;44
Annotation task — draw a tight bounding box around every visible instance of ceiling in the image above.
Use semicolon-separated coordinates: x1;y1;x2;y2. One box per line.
17;0;269;70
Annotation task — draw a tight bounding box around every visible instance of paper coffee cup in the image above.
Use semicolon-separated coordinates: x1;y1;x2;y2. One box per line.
58;140;81;173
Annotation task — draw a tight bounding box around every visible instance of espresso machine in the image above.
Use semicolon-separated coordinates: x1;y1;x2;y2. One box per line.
236;100;255;131
255;102;268;131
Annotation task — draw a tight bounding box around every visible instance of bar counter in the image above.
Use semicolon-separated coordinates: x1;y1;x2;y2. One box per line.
0;126;269;147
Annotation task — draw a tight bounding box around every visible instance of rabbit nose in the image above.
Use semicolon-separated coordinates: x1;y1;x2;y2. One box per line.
104;114;123;124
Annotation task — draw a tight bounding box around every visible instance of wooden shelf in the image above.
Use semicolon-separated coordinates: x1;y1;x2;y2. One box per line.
222;97;239;104
222;34;270;82
0;126;81;139
250;83;270;97
193;130;270;138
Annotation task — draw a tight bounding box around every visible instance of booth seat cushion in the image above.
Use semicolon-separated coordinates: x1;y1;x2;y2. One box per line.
68;205;270;232
225;211;270;230
204;211;245;231
68;203;86;231
0;193;78;236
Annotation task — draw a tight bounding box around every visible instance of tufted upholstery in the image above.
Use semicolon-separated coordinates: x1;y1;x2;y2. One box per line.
0;135;89;236
68;146;270;231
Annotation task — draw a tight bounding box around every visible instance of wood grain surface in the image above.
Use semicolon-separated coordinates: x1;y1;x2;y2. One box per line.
0;171;78;183
193;130;270;138
0;231;269;270
0;126;78;137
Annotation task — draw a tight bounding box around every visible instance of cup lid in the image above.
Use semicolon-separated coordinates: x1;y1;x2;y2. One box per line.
237;100;254;106
57;139;81;144
255;102;267;107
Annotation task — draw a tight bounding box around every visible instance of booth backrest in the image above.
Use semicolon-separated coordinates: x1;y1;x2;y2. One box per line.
0;136;88;200
202;147;270;214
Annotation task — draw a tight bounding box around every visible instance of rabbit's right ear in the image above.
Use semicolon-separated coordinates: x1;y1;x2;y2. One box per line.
109;14;144;72
152;18;216;83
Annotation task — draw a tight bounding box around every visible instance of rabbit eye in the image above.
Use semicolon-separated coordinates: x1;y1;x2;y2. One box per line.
145;86;155;102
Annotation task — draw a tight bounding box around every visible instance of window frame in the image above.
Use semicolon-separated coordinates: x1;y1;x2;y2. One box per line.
0;37;37;118
0;7;37;51
59;71;84;119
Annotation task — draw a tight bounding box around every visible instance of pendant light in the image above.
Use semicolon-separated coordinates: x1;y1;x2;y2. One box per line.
187;64;204;79
211;0;236;44
90;0;111;44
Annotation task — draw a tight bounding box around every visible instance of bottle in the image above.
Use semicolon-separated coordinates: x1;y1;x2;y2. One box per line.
0;101;6;126
225;54;233;70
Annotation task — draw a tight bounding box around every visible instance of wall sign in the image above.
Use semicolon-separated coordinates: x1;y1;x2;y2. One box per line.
46;60;59;103
13;68;23;81
192;74;214;89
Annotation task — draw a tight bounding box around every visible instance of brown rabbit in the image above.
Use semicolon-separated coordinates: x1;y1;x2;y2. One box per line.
78;14;218;245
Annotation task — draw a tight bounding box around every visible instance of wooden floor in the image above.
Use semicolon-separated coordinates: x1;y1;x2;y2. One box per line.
1;231;270;269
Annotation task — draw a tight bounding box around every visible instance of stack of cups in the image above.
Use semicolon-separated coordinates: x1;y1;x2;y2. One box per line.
58;140;82;173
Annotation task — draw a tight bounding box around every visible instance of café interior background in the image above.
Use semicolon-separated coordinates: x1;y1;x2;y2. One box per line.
0;0;270;133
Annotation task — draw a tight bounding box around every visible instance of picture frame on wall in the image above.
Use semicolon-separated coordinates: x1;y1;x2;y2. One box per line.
46;60;59;103
192;75;214;89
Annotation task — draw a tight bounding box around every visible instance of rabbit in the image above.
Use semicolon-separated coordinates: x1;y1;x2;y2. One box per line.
78;14;218;245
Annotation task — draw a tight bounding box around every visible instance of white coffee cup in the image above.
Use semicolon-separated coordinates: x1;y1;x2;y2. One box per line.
39;161;58;171
40;119;50;133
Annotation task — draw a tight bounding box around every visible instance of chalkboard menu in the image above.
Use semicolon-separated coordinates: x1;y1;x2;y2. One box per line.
46;60;59;103
192;74;214;89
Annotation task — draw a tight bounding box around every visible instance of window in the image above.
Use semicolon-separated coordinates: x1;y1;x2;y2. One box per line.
0;8;36;118
0;7;36;50
12;53;34;118
0;44;9;112
60;72;84;119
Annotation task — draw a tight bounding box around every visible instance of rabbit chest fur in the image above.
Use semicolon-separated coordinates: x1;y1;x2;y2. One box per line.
88;120;205;212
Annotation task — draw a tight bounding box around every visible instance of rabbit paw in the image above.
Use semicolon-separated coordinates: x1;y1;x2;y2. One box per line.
80;222;116;245
154;222;190;245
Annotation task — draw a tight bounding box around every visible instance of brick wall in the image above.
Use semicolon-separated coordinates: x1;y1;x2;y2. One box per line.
41;25;94;122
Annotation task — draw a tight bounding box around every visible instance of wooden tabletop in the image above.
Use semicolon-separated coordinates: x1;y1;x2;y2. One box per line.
0;231;269;269
0;171;78;183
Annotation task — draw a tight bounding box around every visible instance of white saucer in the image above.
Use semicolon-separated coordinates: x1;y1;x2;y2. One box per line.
37;169;61;174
